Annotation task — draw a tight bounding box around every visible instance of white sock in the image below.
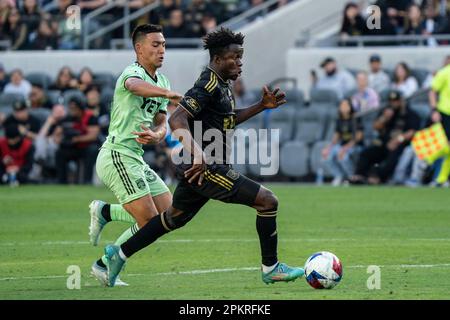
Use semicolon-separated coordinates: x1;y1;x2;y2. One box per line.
262;262;278;274
118;248;127;261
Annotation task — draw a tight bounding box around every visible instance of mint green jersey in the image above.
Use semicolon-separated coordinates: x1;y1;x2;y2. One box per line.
102;62;171;160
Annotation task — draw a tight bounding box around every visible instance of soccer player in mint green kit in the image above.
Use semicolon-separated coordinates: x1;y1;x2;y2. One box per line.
88;24;182;286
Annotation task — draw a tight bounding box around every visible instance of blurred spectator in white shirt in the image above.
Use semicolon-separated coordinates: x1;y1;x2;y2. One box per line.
315;57;356;100
391;62;418;98
368;54;391;93
3;69;32;98
351;71;380;113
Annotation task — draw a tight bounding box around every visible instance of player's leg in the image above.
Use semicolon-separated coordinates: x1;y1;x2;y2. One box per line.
105;181;208;286
93;191;171;287
203;165;304;284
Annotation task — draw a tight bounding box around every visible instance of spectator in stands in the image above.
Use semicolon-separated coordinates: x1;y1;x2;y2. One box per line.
339;2;366;46
58;5;82;49
29;83;53;109
422;3;443;46
85;85;109;139
3;100;41;140
322;98;364;186
3;69;32;98
0;123;35;186
233;78;256;109
77;67;94;93
364;2;396;44
184;0;216;35
351;71;380;113
0;63;7;92
200;13;217;36
0;1;13;37
350;90;421;185
315;57;356;100
404;4;424;36
4;8;28;50
33;104;66;181
375;0;413;34
29;18;58;50
20;0;43;37
391;62;419;98
164;9;197;45
55;96;100;184
154;0;179;27
49;66;78;92
368;54;391;93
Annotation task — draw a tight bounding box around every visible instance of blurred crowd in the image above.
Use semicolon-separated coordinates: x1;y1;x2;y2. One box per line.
0;0;291;50
340;0;450;46
312;53;450;187
0;64;182;186
1;54;449;188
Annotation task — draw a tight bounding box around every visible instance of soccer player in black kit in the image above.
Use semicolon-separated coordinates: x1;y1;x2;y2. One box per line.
104;28;305;287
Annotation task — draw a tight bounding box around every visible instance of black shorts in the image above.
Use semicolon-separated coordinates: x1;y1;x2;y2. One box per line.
440;112;450;139
172;164;261;214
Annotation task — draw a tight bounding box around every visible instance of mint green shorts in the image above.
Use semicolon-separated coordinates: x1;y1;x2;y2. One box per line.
96;147;169;204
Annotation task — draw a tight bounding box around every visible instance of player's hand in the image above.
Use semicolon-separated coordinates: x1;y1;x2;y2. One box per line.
132;124;163;145
165;90;183;104
184;156;206;186
260;86;287;110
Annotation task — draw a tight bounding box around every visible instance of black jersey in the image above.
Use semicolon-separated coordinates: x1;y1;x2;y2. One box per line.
178;67;236;164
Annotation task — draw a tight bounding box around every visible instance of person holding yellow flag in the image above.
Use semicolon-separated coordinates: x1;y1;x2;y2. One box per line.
428;56;450;187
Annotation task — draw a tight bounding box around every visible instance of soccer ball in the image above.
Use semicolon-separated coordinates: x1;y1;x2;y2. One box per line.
304;251;343;289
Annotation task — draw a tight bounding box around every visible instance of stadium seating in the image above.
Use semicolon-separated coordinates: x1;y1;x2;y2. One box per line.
293;108;328;145
25;73;53;90
0;93;23;108
265;107;296;142
279;141;309;178
309;140;332;178
63;89;87;106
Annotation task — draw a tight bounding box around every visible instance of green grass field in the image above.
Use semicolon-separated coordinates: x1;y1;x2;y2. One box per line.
0;185;449;300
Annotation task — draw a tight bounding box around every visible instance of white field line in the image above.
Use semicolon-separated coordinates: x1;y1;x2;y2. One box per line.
1;238;450;247
2;263;450;282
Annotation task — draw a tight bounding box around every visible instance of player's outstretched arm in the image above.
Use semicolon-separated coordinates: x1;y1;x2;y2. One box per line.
169;106;206;185
125;78;182;100
235;86;286;125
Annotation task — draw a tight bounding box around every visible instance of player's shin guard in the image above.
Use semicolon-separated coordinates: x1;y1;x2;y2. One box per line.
256;209;278;267
120;212;172;258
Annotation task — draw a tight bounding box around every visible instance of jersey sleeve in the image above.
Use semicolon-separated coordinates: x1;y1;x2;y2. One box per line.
121;65;146;91
178;86;212;117
158;77;171;114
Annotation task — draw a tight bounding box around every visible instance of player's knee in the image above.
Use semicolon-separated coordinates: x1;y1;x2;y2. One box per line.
164;209;197;230
259;189;278;212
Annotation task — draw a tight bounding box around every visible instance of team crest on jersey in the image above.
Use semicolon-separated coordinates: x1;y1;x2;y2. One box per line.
145;170;156;183
185;96;200;112
226;169;240;180
136;178;146;190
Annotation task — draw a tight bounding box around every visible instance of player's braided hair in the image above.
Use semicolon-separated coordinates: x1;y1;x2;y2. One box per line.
132;24;163;47
203;27;244;60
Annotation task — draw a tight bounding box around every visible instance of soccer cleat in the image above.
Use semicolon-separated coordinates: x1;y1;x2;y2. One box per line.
88;200;108;246
91;261;128;287
262;262;305;284
104;245;126;287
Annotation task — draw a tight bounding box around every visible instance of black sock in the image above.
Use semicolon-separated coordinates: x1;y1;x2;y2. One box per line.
96;259;106;268
256;210;278;267
101;204;111;222
120;212;171;258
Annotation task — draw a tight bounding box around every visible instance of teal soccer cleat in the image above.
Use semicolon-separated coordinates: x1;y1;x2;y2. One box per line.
104;245;126;287
262;262;305;284
88;200;108;246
